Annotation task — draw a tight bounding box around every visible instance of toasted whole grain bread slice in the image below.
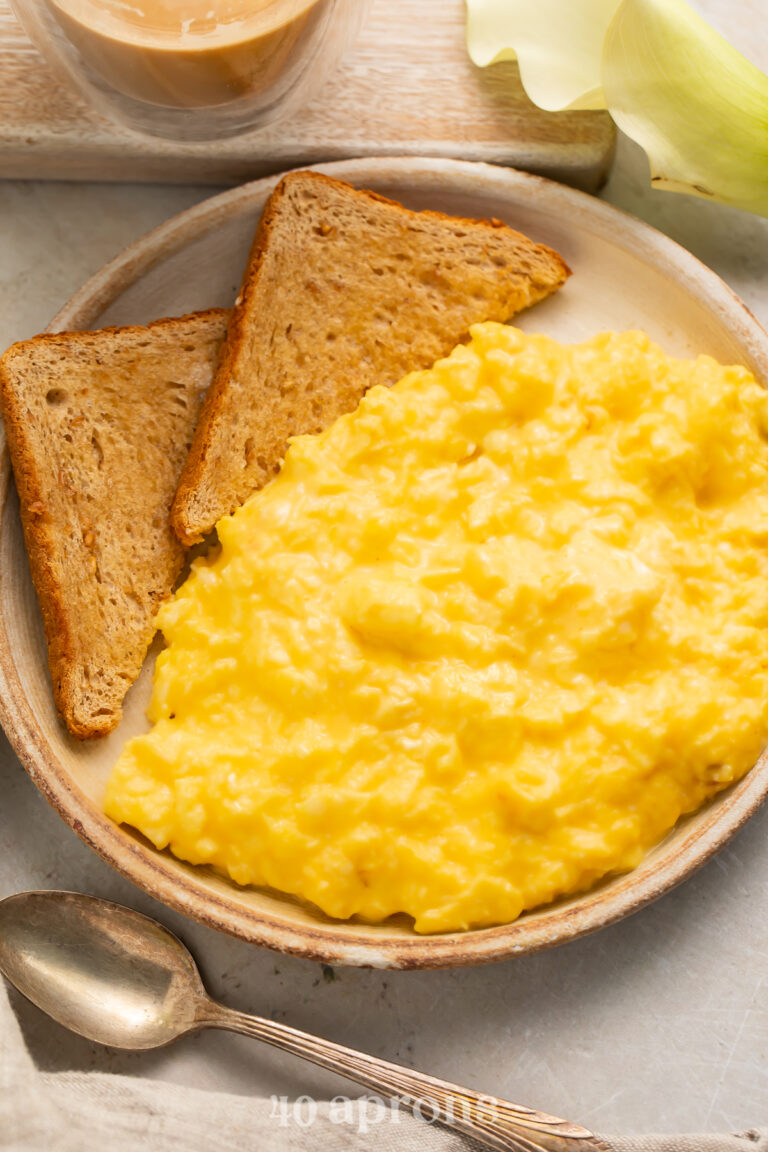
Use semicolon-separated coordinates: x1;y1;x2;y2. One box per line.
172;170;570;544
0;309;229;739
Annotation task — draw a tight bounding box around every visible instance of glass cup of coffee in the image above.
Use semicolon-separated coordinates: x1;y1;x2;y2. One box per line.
11;0;372;140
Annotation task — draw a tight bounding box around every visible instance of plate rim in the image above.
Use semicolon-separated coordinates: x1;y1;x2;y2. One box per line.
2;156;768;969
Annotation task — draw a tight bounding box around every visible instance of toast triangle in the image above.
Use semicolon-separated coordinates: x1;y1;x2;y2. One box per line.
0;309;228;738
172;171;570;544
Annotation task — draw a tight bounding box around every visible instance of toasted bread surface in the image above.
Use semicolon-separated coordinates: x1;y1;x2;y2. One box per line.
172;171;570;544
0;310;229;739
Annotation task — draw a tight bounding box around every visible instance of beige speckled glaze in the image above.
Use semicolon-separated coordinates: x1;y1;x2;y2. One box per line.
1;158;768;969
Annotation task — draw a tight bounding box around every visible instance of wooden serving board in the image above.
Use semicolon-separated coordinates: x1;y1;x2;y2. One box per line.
0;0;615;187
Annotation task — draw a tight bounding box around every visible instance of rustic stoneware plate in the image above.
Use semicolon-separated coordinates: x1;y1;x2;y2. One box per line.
2;158;768;969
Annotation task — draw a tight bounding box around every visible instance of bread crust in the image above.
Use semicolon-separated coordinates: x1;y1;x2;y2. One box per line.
0;309;229;738
171;171;570;544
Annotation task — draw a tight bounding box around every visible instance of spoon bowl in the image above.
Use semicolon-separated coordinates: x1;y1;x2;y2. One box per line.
0;889;609;1151
0;890;204;1049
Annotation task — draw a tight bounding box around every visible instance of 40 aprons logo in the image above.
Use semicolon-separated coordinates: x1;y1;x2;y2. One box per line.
269;1093;457;1133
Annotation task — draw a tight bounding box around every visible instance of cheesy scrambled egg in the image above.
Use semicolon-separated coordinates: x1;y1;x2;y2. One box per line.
106;324;768;933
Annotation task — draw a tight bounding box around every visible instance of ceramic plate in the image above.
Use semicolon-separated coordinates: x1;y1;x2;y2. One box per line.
2;157;768;968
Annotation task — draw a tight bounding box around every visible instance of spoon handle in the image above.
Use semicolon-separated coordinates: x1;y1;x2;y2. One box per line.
202;1002;609;1152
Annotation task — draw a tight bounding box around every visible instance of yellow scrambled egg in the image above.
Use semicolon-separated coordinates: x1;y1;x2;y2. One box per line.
106;324;768;933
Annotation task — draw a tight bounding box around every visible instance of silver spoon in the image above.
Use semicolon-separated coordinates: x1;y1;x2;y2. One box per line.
0;890;608;1152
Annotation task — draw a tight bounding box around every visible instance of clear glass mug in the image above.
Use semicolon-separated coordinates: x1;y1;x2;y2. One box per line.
10;0;373;140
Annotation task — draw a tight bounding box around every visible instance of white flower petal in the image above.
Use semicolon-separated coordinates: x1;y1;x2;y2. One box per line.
603;0;768;216
466;0;619;111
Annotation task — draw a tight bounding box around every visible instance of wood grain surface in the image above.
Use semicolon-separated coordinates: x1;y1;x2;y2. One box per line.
0;0;615;188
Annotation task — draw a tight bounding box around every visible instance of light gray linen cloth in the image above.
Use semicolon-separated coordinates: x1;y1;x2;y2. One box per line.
1;979;765;1152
